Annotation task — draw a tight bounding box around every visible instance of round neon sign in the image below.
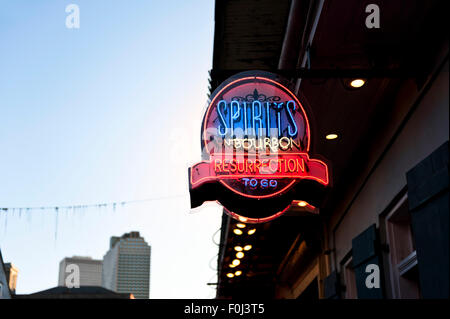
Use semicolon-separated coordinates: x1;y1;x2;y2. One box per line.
189;71;329;223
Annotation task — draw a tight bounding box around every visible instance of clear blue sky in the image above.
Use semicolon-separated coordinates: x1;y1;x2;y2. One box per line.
0;0;222;298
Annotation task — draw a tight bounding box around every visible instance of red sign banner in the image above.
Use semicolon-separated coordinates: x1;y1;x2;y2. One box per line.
191;153;328;197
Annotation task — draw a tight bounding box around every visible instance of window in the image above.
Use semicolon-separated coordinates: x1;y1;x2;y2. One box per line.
385;194;421;298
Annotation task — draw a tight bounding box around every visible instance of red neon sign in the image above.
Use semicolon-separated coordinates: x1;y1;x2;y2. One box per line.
189;71;330;223
190;153;328;198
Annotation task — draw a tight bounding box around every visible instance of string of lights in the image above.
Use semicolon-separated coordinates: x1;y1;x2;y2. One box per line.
0;194;188;213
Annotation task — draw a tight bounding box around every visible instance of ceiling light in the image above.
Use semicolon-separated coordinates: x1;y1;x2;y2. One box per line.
326;134;338;140
227;273;234;278
234;246;243;252
238;216;248;222
236;252;244;259
229;263;237;268
236;223;246;228
234;270;242;276
350;79;366;88
247;229;256;235
232;259;240;266
233;229;243;235
297;201;308;207
243;245;252;251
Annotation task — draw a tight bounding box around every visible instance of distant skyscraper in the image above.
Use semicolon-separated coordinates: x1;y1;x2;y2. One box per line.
102;231;151;299
58;256;102;287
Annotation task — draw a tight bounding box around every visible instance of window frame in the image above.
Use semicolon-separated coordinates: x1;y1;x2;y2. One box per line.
384;193;421;299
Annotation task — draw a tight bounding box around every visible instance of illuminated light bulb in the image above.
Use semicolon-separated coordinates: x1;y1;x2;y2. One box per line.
233;229;243;235
236;252;244;259
229;263;237;268
227;273;234;278
298;201;308;207
247;229;256;235
232;259;240;266
238;216;248;223
350;79;366;88
234;246;243;252
326;134;338;140
236;223;246;228
243;245;252;251
235;271;242;276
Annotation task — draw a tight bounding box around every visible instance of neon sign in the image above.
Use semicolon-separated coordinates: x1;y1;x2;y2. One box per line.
189;71;330;223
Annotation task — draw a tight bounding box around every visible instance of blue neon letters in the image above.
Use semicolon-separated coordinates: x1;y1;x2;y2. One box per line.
216;100;298;139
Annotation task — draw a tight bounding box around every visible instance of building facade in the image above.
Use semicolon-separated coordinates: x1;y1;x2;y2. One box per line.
58;256;102;287
213;0;448;299
102;231;151;299
0;250;12;299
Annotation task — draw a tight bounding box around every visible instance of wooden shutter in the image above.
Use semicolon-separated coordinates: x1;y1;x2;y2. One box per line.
406;141;449;298
323;271;340;299
352;224;384;298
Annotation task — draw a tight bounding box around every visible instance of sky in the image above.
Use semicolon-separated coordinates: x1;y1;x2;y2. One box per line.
0;0;222;298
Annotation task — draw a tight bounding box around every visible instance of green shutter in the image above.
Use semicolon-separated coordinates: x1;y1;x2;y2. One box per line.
323;271;340;299
407;141;449;298
352;224;384;299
